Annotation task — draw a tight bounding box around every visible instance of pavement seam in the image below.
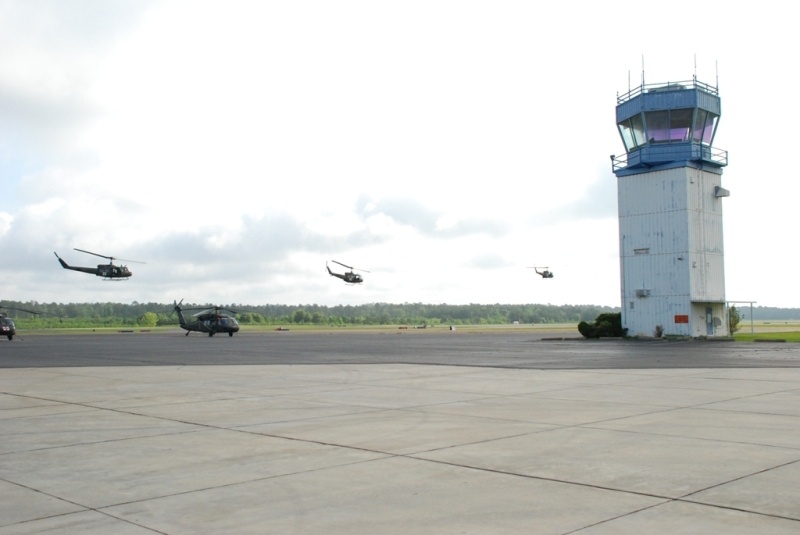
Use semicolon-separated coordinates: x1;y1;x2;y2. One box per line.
0;479;169;534
403;456;800;528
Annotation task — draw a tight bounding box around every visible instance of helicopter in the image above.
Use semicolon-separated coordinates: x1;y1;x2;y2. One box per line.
0;305;41;341
529;266;554;279
54;249;144;279
327;260;369;284
172;300;241;337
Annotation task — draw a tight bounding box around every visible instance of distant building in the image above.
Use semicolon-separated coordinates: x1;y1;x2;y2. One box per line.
612;77;729;337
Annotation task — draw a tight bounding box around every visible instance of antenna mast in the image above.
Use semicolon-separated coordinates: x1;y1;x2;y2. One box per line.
641;55;645;88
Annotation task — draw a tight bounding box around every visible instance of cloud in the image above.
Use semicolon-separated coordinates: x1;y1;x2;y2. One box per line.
529;172;618;227
0;1;153;142
469;253;512;270
2;1;798;309
357;195;509;238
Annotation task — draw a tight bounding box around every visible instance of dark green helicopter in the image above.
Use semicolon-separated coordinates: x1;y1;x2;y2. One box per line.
529;266;554;279
0;305;41;341
327;260;369;284
172;300;241;337
54;249;144;279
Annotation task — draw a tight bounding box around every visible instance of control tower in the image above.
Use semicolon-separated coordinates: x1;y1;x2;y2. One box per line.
612;77;729;337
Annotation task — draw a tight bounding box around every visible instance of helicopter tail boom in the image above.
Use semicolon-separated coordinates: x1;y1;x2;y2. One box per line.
54;252;70;269
54;252;97;275
173;300;189;328
326;263;347;281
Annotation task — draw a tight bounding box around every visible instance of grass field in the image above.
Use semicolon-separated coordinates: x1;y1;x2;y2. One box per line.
733;321;800;342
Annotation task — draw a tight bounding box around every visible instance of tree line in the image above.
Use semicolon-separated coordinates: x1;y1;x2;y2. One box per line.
3;300;621;328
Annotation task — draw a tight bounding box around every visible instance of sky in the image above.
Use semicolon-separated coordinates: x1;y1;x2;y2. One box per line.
1;0;796;308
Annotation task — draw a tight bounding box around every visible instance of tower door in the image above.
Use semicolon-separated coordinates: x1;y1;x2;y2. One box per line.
706;306;714;336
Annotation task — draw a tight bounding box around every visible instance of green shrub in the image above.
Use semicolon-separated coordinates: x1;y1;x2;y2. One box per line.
577;321;594;338
729;306;741;334
577;312;626;338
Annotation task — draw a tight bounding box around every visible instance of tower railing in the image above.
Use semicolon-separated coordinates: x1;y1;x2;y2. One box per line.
612;144;728;172
617;78;718;105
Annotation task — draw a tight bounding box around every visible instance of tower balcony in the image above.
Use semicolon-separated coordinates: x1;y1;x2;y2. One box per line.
612;142;728;175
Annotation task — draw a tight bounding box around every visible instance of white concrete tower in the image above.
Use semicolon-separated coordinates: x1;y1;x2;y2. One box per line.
612;78;729;337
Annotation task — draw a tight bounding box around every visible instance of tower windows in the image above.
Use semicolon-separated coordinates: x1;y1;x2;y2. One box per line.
618;113;647;151
617;108;719;152
693;109;718;145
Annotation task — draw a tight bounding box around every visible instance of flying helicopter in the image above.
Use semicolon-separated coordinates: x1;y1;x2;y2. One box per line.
0;305;41;341
327;260;369;284
529;266;554;279
54;249;144;279
172;300;241;337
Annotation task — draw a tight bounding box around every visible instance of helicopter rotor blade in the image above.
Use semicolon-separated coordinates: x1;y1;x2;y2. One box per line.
74;248;111;260
189;305;238;317
0;305;41;316
73;248;146;264
332;260;370;273
212;306;238;315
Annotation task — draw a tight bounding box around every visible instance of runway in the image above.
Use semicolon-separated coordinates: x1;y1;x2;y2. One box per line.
2;331;800;533
3;328;800;368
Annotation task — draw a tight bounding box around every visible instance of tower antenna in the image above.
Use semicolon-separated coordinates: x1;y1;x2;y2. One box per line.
641;55;645;88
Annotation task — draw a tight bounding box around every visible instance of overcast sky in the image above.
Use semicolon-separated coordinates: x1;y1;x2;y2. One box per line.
1;1;796;308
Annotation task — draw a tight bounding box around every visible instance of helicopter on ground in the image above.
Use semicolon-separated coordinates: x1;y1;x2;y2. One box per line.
327;260;369;284
529;266;554;279
172;300;241;337
54;249;144;279
0;305;41;341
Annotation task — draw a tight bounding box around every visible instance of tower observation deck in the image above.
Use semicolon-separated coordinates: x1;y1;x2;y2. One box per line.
612;78;727;176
